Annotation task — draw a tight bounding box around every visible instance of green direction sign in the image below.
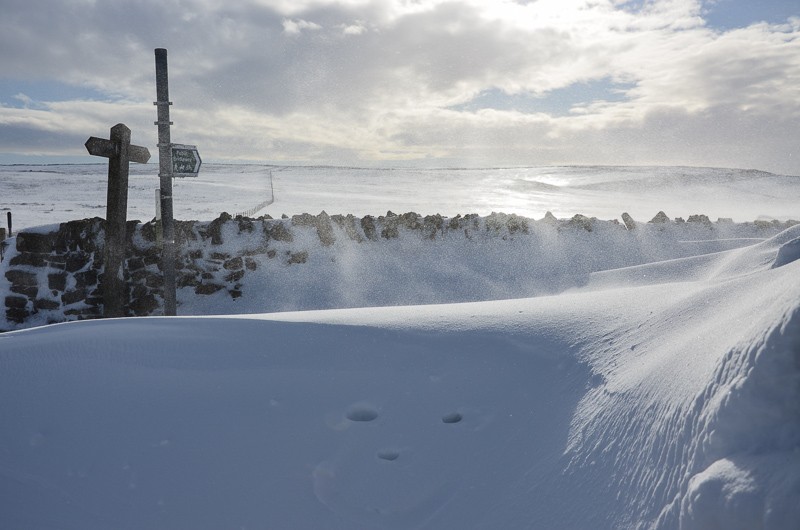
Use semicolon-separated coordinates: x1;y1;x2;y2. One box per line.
171;143;201;177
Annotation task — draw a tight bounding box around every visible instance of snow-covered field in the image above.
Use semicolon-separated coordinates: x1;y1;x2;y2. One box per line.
1;165;799;529
1;164;798;232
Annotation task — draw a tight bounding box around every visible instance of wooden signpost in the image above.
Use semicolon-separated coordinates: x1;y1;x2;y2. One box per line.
81;48;199;320
85;123;150;318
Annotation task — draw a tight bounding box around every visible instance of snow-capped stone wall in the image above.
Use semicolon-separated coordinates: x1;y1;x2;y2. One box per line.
3;219;107;325
1;211;796;331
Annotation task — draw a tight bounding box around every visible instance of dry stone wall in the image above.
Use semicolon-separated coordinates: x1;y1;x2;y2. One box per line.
1;211;796;331
4;219;107;325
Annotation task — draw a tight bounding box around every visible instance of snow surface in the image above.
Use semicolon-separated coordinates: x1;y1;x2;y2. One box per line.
1;166;799;529
1;164;798;232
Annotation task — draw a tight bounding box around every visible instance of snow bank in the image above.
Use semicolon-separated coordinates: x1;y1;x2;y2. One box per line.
1;225;798;529
2;162;798;527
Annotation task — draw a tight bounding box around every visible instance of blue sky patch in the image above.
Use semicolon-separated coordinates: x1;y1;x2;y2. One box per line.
703;0;798;30
618;0;647;14
0;80;109;109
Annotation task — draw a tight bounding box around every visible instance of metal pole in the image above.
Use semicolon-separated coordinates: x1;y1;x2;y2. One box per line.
155;48;177;316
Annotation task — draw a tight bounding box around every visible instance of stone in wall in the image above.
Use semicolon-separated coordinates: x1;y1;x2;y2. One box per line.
423;214;444;239
542;211;558;225
204;212;232;245
401;212;423;231
267;221;293;242
649;211;670;224
316;212;335;246
55;218;104;253
11;231;55;268
448;214;462;231
236;216;254;234
195;282;225;295
687;214;712;225
380;215;400;239
6;270;38;298
485;213;528;235
129;294;159;316
331;214;364;242
293;212;336;246
62;287;87;306
507;214;528;234
16;232;56;254
567;214;594;232
9;251;47;267
361;216;378;241
5;295;30;324
48;272;67;291
287;251;308;264
34;298;60;311
139;221;159;243
225;269;244;282
621;212;636;230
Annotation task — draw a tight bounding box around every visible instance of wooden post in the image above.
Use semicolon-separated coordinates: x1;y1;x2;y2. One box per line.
85;124;150;318
0;212;9;262
155;48;177;316
104;124;131;318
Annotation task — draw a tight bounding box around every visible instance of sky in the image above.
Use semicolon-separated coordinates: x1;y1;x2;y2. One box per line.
0;0;798;174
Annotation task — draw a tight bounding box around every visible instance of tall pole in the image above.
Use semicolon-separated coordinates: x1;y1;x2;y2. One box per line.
155;48;177;316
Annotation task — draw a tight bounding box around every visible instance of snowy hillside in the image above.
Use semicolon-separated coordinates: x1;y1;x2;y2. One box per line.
1;165;799;529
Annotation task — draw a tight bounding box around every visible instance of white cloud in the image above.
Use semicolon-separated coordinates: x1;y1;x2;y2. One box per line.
341;21;368;35
12;93;34;108
0;0;798;173
282;18;323;34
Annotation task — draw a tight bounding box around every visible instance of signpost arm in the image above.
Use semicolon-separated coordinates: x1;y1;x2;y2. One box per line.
155;48;177;316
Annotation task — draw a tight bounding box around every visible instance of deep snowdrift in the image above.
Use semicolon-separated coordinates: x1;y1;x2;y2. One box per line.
1;224;798;529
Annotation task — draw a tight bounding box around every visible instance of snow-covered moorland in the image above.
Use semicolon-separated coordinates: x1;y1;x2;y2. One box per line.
0;165;799;529
1;164;798;231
